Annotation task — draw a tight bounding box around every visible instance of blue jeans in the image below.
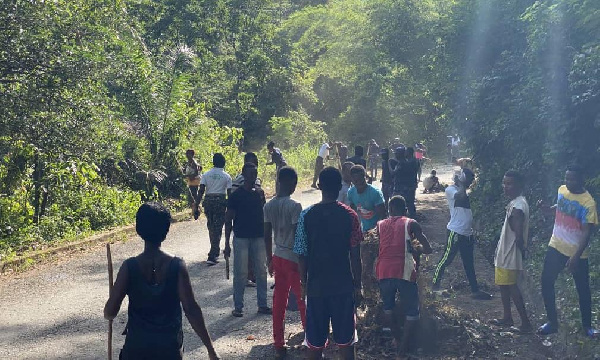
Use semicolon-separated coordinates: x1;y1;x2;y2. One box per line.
233;236;268;311
379;278;420;320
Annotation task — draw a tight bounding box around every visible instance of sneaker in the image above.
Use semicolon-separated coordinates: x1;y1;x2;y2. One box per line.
471;290;492;300
583;327;599;338
537;322;558;335
257;306;272;315
246;279;257;287
206;258;218;266
232;309;243;317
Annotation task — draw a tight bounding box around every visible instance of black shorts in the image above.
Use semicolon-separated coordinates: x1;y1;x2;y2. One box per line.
305;293;357;349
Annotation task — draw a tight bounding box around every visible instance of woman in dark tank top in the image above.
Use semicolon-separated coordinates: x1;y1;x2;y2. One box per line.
104;202;220;360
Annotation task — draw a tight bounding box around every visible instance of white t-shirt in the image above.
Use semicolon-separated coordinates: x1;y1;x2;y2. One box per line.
200;167;232;195
495;196;529;270
337;181;351;205
318;143;329;158
446;185;473;236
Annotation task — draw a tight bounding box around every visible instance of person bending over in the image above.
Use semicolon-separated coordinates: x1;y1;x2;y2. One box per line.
376;196;432;359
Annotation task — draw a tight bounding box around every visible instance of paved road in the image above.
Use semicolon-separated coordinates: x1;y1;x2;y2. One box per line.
0;163;455;360
0;187;326;360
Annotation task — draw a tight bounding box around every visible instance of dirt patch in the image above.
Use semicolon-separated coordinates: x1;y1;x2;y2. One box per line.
356;165;560;359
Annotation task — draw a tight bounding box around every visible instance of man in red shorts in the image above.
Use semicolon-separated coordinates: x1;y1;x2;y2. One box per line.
294;166;363;360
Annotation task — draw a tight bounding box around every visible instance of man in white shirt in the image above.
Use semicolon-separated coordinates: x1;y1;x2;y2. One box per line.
432;168;491;300
198;153;233;265
311;142;331;189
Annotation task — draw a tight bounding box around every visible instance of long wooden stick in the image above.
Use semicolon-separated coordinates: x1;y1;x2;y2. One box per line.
225;256;230;280
106;243;114;360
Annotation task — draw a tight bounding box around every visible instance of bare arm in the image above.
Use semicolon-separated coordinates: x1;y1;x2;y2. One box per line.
409;221;432;254
104;262;128;320
198;184;206;202
508;208;526;251
264;222;273;276
575;224;593;258
178;260;219;359
350;245;362;290
298;255;307;301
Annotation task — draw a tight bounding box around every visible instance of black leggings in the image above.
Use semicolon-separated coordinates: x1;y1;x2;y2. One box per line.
433;231;479;293
541;247;591;328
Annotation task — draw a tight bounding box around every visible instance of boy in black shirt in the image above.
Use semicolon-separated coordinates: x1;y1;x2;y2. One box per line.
224;163;270;317
294;167;363;360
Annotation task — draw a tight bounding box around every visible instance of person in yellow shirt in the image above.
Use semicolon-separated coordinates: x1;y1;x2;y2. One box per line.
537;165;599;337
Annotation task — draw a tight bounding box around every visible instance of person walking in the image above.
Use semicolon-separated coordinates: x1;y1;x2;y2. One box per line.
264;167;307;359
267;141;287;195
490;170;532;333
537;165;599;337
198;153;232;265
311;142;331;189
432;168;492;300
104;202;220;360
380;148;394;205
367;139;380;181
183;149;202;220
294;167;363;360
224;163;271;317
389;147;418;218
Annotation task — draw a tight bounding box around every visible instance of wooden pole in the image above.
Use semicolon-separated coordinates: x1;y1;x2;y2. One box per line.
225;256;230;280
106;243;114;360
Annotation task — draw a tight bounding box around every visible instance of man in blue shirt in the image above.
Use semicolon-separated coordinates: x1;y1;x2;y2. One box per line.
347;165;387;231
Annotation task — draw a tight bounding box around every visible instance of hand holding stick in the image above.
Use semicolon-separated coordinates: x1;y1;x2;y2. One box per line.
106;243;114;360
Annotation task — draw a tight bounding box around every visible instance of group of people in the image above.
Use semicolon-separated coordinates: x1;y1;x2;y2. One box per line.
432;164;599;340
104;142;599;359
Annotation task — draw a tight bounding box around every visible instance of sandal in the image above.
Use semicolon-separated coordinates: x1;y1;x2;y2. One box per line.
489;318;514;327
537;322;558;335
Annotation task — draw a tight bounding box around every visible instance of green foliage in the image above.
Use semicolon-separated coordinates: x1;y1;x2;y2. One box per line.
269;109;326;148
